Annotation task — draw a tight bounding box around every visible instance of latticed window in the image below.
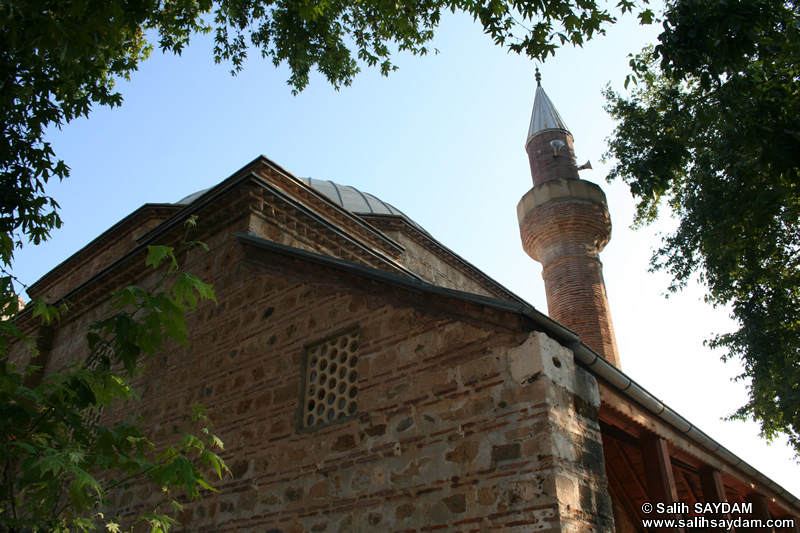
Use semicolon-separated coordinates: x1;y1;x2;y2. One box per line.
301;328;360;428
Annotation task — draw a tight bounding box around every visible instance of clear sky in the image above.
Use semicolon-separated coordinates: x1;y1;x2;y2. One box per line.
12;7;800;496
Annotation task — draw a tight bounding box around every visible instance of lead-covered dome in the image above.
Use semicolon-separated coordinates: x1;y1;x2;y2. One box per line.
176;177;422;230
297;178;407;217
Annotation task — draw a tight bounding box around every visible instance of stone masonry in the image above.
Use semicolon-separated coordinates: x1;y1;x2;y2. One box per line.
12;73;800;533
13;164;615;532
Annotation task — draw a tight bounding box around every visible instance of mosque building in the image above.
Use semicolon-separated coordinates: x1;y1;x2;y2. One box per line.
14;73;800;532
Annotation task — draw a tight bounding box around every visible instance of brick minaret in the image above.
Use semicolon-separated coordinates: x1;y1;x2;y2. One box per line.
517;70;620;367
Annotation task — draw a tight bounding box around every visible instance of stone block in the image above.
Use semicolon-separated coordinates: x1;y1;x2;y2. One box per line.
442;493;467;514
491;443;521;464
555;475;577;508
477;486;498;506
445;441;480;464
332;434;357;452
439;396;494;421
310;481;328;499
396;503;416;520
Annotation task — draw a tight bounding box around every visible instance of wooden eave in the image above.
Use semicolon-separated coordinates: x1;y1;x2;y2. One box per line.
599;382;800;522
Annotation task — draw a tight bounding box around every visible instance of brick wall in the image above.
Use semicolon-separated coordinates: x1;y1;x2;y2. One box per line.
98;234;614;532
15;179;615;532
518;180;620;367
525;132;580;187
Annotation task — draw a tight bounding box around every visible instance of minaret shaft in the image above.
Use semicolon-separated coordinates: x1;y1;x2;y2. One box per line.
527;131;579;186
518;74;621;367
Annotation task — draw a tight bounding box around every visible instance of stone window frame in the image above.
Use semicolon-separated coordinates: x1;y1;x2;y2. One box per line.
297;326;361;431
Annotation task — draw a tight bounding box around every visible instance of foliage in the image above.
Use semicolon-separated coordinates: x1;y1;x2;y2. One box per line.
1;235;226;532
604;0;800;453
0;0;210;270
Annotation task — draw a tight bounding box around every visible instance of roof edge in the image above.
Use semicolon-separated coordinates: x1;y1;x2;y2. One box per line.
26;203;181;299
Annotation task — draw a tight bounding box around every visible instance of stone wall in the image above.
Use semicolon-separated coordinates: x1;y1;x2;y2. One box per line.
15;179;614;532
106;234;614;532
27;206;178;301
367;219;513;301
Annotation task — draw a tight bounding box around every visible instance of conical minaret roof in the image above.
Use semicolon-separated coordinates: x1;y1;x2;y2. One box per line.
525;70;571;147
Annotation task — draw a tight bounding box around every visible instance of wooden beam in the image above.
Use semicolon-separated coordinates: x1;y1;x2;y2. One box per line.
642;434;683;533
700;468;731;531
613;440;649;500
746;493;774;533
700;468;727;503
601;419;643;449
607;459;647;533
642;435;679;504
676;468;697;505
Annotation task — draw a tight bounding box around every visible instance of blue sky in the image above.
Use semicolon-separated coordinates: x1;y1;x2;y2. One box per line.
13;8;800;496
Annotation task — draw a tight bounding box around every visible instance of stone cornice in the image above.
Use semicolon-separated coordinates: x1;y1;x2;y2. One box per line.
27;204;181;300
359;214;524;304
256;167;405;259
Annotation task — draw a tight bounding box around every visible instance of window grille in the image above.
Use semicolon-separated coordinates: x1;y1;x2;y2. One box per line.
301;328;360;428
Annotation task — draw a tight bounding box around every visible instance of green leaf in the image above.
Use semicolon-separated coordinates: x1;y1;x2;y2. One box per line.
637;8;654;25
146;245;175;270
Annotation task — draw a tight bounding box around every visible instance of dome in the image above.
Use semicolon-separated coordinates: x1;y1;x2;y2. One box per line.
299;178;424;232
176;188;211;205
176;178;422;230
298;178;408;217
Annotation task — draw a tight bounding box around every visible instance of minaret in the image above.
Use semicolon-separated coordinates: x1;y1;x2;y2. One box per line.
517;70;621;367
